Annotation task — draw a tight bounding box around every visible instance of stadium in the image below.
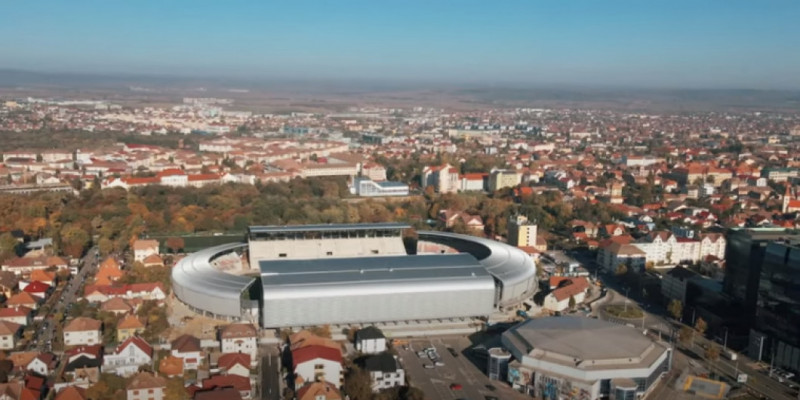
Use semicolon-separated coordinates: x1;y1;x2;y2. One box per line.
171;223;538;328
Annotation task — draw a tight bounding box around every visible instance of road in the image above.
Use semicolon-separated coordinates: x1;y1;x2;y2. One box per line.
596;285;797;400
261;352;280;400
35;247;99;353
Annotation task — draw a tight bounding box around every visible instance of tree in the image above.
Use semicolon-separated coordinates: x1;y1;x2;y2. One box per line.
668;299;683;321
678;326;694;346
85;373;126;400
164;377;189;400
60;223;90;258
0;233;19;259
97;237;114;256
343;366;372;400
167;236;186;253
615;264;628;276
694;317;708;335
704;343;721;362
568;295;576;310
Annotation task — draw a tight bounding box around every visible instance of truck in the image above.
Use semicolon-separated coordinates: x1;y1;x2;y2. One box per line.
723;349;738;361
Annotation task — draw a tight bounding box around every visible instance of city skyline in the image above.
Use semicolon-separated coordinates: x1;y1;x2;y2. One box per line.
2;1;800;89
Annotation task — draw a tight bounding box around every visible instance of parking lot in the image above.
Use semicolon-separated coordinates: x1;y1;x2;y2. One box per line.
397;336;528;400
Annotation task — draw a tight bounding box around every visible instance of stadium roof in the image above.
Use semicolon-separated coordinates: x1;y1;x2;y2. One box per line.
260;253;489;287
249;222;410;234
503;317;661;363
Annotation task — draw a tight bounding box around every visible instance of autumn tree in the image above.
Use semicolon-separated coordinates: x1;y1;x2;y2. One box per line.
668;299;683;321
343;366;373;400
85;373;126;400
678;326;694;346
615;264;628;276
0;233;19;260
694;317;708;336
568;295;577;310
60;223;91;258
164;377;189;400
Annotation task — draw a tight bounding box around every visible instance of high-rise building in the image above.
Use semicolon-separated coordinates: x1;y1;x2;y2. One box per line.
508;215;537;248
724;228;800;372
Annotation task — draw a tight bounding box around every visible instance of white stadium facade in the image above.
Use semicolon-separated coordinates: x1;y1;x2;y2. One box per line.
171;223;538;328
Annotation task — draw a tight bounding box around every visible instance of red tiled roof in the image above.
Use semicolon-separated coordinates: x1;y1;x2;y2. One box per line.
292;345;342;367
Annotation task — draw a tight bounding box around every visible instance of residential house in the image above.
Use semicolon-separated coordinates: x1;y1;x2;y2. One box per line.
141;254;164;268
363;353;405;392
289;330;340;352
219;324;258;366
355;326;386;354
100;297;134;316
543;277;590;312
213;353;249;379
157;355;183;378
438;209;484;232
103;336;153;377
64;345;103;381
6;292;40;310
296;382;342;400
0;256;66;277
83;283;166;303
0;382;39;400
292;345;344;387
132;240;159;263
193;387;243;400
126;372;166;400
171;334;202;370
0;307;33;326
116;315;145;342
0;321;22;350
63;317;102;347
21;281;50;299
197;375;252;400
29;270;56;286
0;271;19;299
26;353;57;377
55;386;87;400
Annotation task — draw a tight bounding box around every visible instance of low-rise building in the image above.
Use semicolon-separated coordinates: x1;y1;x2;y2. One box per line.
126;372;166;400
0;320;22;350
355;326;386;354
363;353;405;392
63;317;102;347
219;324;258;366
171;334;202;370
103;336;153;377
292;345;344;387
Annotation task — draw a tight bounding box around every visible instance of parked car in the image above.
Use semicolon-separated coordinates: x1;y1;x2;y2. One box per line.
449;383;462;390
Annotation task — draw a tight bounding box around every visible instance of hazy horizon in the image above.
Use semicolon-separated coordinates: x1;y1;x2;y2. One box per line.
2;1;800;90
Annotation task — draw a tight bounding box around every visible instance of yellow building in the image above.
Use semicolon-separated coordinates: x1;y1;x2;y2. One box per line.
489;169;521;192
508;215;537;247
117;314;145;342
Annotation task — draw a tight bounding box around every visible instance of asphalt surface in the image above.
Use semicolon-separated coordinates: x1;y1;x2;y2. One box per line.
261;352;280;400
35;247;99;353
595;278;798;400
397;337;527;400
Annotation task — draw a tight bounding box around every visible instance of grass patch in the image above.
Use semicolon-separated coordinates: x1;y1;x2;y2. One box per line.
604;304;644;319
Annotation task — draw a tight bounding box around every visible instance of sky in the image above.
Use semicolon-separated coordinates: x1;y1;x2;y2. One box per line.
1;1;799;89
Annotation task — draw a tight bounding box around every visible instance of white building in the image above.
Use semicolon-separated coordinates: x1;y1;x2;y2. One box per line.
355;326;386;354
63;317;102;346
350;178;409;197
219;324;258;366
0;321;21;350
133;240;159;263
632;232;726;266
292;345;344;387
104;336;154;377
422;164;459;193
503;317;671;400
126;372;166;400
364;353;405;392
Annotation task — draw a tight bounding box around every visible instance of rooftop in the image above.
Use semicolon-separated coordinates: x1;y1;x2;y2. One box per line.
260;253;490;287
248;222;410;234
502;317;666;366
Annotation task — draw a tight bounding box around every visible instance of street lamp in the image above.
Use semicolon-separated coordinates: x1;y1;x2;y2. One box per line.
624;287;631;312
